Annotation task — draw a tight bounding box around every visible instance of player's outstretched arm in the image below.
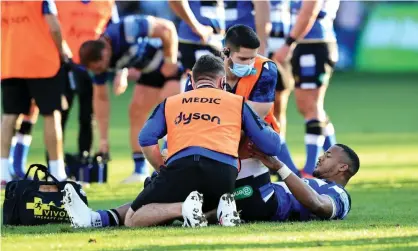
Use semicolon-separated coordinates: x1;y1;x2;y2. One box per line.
249;144;335;219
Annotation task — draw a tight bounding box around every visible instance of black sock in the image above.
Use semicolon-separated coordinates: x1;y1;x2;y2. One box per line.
106;209;122;226
18;120;33;135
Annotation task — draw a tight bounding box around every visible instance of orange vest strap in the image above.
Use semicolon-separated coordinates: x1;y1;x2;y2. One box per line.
235;56;272;99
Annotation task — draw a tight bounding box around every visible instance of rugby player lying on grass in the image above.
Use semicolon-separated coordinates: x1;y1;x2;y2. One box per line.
61;143;358;228
246;143;359;221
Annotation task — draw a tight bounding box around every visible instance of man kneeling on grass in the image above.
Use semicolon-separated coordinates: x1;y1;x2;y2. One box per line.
61;55;283;228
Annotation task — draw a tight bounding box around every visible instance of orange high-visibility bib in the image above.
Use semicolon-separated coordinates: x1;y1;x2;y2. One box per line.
165;88;244;159
235;55;281;159
1;1;60;79
56;0;114;64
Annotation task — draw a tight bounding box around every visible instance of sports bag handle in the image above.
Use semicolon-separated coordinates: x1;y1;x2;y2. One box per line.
24;164;46;180
24;164;61;184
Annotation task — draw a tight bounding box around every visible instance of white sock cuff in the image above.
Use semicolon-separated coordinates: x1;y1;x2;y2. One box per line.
16;133;32;145
324;123;335;136
305;134;325;146
11;136;17;147
49;159;67;181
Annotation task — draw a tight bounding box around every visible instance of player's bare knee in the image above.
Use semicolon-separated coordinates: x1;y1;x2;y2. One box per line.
124;208;136;227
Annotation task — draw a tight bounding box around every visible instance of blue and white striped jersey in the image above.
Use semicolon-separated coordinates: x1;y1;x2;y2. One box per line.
264;177;351;221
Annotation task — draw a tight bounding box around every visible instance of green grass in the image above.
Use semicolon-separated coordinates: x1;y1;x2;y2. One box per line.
2;72;418;250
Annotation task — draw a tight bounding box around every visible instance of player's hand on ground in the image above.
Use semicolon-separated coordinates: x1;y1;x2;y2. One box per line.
248;143;283;172
273;45;291;64
113;68;129;96
161;62;178;78
193;24;214;44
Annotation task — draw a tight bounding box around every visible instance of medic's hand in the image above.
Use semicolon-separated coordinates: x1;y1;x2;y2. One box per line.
248;143;283;172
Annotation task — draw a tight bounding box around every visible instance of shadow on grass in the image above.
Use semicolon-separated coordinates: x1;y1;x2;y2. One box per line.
93;235;418;250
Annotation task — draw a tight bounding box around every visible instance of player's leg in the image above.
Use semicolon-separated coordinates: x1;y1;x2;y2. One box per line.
323;116;337;151
292;43;337;176
125;84;160;182
273;61;300;176
322;43;338;151
274;89;291;136
273;60;293;136
62;182;131;228
60;77;75;147
76;68;94;156
1;79;31;185
124;69;167;183
10;101;39;179
30;68;67;181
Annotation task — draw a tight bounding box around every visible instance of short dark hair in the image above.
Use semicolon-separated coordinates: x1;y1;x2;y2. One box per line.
224;24;260;52
336;144;360;176
192;54;225;82
79;40;106;66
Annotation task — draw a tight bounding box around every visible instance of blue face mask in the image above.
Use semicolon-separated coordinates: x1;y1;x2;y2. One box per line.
229;61;256;77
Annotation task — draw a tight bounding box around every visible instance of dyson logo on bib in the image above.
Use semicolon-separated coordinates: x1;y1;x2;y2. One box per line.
174;112;221;125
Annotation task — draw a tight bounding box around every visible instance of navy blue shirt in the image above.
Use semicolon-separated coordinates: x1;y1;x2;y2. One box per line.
139;92;282;167
93;15;160;84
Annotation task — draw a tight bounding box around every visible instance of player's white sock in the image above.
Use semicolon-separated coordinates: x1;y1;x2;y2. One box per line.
49;159;67;181
1;158;12;182
91;210;103;228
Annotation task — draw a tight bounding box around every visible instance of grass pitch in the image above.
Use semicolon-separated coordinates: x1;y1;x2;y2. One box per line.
1;72;418;250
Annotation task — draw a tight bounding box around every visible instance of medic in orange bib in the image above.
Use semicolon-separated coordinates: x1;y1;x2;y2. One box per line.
61;55;283;228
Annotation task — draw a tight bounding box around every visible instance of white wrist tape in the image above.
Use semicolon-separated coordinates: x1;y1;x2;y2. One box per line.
277;164;292;180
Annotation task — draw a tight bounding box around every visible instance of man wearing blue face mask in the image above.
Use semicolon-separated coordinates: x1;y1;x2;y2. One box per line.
182;25;299;221
221;24;298;221
189;24;298;222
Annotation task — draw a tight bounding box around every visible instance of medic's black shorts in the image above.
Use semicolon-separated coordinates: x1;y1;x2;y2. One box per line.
131;155;238;213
